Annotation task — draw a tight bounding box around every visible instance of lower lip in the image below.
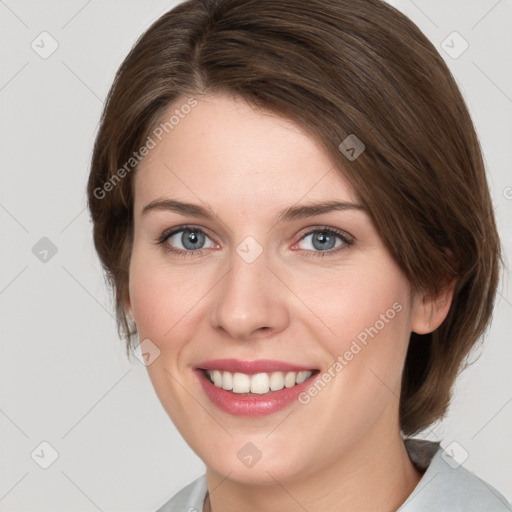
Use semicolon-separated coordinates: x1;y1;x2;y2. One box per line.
194;369;319;417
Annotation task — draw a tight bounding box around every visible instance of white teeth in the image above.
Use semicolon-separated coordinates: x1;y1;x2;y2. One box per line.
250;373;270;394
221;371;233;390
233;372;251;393
211;370;223;387
296;371;311;384
284;371;296;388
269;371;285;391
206;369;314;394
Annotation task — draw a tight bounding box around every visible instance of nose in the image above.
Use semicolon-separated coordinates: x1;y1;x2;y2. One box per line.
210;242;290;340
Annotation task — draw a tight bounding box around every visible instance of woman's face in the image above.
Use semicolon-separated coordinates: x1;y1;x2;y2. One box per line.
127;93;425;484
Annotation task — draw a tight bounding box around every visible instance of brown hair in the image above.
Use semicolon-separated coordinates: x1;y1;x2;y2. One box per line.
87;0;501;435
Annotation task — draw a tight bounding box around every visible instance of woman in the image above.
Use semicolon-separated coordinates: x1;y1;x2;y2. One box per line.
87;0;511;510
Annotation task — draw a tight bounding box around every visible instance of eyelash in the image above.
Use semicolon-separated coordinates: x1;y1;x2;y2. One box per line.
155;224;354;259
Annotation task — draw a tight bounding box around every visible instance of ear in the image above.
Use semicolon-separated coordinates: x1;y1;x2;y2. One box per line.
411;278;457;335
125;295;134;320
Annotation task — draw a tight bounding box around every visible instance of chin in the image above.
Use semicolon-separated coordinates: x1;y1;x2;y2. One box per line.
198;435;317;486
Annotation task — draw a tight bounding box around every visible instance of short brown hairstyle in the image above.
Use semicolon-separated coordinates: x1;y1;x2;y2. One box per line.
87;0;501;435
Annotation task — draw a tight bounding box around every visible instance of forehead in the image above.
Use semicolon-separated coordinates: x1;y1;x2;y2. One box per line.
133;94;360;214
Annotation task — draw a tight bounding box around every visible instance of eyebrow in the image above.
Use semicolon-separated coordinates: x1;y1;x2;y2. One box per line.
141;198;366;223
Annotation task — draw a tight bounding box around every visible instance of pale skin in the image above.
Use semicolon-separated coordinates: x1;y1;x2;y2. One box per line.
126;93;455;512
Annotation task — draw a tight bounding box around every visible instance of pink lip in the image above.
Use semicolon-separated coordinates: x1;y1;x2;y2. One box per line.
194;369;319;417
195;358;317;374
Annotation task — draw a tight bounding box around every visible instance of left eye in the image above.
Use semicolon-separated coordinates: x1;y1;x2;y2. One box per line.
296;229;348;252
164;227;216;251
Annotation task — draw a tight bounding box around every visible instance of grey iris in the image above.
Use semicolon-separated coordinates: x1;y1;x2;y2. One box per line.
182;229;205;250
312;231;336;251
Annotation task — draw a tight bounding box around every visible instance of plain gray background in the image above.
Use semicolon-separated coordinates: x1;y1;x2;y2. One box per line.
1;0;511;510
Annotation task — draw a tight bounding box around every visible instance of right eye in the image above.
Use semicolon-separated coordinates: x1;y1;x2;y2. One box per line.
157;225;217;257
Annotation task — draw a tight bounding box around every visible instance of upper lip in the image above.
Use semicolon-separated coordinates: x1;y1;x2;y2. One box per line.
195;358;318;374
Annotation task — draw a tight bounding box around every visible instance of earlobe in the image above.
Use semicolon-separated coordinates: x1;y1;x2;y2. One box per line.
125;297;134;320
411;278;456;335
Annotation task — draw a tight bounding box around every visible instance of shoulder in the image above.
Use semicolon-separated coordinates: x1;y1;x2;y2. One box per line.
399;439;512;511
154;474;208;512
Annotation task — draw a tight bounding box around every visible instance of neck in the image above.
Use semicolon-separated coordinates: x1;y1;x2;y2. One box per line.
204;424;423;512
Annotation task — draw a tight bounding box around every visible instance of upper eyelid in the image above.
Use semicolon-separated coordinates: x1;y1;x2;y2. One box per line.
300;226;352;238
162;225;215;242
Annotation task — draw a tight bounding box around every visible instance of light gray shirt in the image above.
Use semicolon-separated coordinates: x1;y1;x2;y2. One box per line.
155;439;512;511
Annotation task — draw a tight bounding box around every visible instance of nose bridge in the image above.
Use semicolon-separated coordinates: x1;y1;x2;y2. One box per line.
210;234;288;339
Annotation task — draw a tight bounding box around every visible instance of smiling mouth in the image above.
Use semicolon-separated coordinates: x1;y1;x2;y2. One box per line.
201;369;320;395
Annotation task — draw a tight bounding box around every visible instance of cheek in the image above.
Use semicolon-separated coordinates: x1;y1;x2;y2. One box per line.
294;260;410;346
127;253;208;414
285;265;411;457
294;258;413;410
128;252;204;343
